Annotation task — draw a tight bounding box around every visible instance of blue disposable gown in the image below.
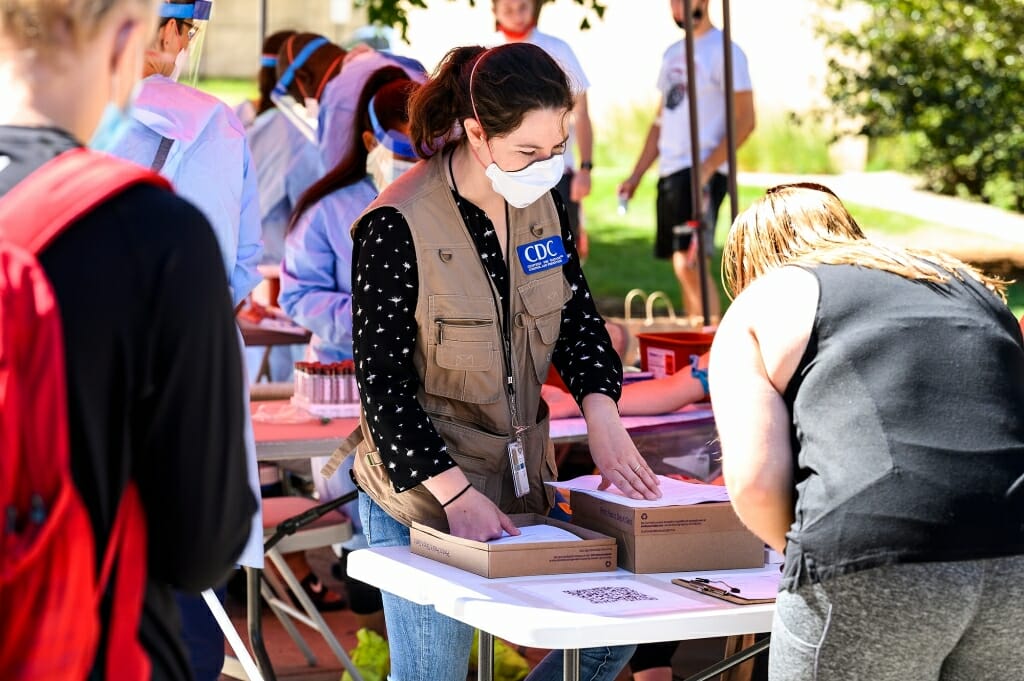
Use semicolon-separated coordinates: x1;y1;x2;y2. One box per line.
108;74;265;568
279;177;377;363
248;108;321;265
112;75;263;307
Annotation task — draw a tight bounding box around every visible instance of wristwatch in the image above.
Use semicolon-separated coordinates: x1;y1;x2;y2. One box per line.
579;161;593;171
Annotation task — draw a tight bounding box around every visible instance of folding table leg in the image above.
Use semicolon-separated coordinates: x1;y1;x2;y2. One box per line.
563;648;580;681
246;567;278;681
478;630;494;681
202;589;265;681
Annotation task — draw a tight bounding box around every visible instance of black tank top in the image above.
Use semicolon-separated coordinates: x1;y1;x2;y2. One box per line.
781;263;1024;591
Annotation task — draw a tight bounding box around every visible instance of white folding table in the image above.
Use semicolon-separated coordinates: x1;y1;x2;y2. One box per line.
347;545;775;681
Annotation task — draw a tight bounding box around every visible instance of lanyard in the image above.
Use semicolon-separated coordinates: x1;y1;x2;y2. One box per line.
447;151;525;434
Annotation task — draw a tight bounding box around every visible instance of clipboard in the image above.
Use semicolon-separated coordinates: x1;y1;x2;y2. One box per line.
671;578;776;605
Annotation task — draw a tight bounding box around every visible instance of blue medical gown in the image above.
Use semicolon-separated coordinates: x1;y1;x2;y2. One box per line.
279;177;378;363
108;75;265;568
248;109;321;265
111;75;263;307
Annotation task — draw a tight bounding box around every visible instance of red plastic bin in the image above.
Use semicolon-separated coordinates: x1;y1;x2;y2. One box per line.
636;331;715;377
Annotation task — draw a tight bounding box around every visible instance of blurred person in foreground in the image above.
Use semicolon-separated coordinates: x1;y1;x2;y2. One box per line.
0;0;254;677
710;183;1024;681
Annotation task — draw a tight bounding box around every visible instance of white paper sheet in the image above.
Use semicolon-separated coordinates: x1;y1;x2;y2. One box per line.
496;575;697;616
487;525;583;545
547;475;730;508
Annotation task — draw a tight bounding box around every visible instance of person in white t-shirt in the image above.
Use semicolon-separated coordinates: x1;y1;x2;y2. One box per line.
492;0;593;257
619;0;755;325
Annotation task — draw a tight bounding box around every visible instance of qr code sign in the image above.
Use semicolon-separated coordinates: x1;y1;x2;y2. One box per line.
563;586;657;605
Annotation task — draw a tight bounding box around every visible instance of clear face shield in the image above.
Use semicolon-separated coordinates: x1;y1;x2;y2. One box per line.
269;37;331;145
158;1;212;86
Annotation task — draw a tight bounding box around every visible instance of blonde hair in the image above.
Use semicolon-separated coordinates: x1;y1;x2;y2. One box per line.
722;183;1008;301
0;0;146;47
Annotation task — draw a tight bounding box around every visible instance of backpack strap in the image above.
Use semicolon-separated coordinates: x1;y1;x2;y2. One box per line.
0;147;166;681
0;147;171;255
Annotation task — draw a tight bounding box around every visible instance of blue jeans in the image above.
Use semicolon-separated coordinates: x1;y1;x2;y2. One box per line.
360;493;636;681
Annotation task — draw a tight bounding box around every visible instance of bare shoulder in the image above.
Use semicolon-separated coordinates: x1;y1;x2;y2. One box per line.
716;266;819;393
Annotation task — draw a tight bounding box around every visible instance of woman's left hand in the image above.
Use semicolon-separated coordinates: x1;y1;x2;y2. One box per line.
581;394;662;500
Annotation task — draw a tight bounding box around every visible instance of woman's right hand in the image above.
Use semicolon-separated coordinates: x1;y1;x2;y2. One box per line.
444;487;520;542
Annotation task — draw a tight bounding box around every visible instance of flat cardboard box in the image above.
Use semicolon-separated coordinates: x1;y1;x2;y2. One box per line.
410;513;617;578
570;494;764;574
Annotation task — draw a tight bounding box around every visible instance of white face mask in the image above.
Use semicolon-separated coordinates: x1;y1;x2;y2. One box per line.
484;152;564;208
169;47;189;81
367;144;415;191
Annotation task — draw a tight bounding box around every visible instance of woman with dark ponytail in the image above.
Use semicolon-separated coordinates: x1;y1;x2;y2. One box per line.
280;65;422;364
348;42;661;681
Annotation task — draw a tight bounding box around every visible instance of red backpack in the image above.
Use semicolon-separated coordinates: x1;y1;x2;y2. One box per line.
0;148;171;680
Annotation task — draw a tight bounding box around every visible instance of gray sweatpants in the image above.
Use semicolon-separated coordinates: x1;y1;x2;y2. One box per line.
769;554;1024;681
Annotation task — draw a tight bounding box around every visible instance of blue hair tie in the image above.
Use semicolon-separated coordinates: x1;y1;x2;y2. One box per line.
690;354;709;397
260;55;277;68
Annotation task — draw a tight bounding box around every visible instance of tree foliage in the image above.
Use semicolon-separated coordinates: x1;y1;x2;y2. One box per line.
355;0;607;41
817;0;1023;212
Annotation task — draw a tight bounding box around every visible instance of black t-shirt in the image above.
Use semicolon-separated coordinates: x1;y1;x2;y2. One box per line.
0;126;255;681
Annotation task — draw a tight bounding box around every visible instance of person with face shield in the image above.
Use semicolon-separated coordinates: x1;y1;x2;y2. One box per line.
0;0;254;678
271;32;346;145
105;0;263;313
346;43;661;681
238;30;323;384
102;2;266;678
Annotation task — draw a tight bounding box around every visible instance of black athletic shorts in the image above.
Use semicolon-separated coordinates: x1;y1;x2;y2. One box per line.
655;168;728;260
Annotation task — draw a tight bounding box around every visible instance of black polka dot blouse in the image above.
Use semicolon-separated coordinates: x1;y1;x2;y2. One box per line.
351;188;621;492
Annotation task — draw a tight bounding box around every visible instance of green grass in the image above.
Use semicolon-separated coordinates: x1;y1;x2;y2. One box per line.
197;77;257;107
582;167;951;316
736;112;836;175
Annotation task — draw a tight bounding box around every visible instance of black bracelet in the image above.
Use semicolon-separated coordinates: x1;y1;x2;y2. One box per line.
579;161;593;171
441;482;473;508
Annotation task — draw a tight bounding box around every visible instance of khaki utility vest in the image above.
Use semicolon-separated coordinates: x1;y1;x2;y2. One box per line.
349;152;571;530
344;151;569;528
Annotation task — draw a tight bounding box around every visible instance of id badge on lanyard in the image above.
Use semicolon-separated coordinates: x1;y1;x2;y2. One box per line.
508;385;529;498
508;436;529;498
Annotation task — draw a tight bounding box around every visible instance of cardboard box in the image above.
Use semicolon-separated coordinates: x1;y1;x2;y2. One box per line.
570;494;764;574
410;514;617;578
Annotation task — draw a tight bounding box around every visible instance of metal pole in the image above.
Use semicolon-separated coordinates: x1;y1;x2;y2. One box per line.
478;631;495;681
722;0;739;223
258;0;267;50
682;0;710;326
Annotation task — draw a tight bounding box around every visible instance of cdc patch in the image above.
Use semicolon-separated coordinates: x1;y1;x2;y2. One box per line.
516;237;567;275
